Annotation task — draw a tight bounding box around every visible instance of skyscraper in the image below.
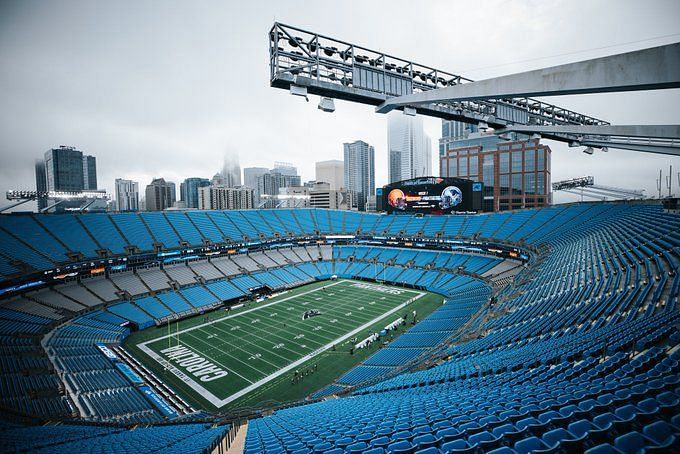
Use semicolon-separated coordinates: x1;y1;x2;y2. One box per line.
343;140;375;211
387;112;432;183
34;159;47;210
34;146;99;212
440;120;479;155
315;160;344;190
180;177;210;209
221;153;242;187
41;145;97;192
243;167;269;189
115;179;139;212
257;171;301;196
273;162;298;177
243;167;269;205
82;155;97;190
144;178;176;211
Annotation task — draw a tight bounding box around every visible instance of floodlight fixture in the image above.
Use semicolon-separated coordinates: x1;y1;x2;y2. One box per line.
290;85;309;102
318;97;335;113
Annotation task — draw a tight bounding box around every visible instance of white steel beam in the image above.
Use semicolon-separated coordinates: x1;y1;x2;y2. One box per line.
496;124;680;139
579;140;680;156
376;43;680;113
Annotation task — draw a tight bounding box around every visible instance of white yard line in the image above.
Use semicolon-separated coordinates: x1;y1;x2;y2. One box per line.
146;279;347;342
183;331;256;384
137;280;424;408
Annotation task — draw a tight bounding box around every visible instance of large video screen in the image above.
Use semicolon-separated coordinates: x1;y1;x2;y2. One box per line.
383;177;482;214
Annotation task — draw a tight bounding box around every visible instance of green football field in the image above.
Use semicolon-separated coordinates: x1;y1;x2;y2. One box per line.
125;279;443;411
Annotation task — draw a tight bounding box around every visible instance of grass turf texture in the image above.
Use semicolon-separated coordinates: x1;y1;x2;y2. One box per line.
125;279;444;411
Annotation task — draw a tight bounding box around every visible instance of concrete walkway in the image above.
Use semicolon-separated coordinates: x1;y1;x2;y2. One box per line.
225;421;248;454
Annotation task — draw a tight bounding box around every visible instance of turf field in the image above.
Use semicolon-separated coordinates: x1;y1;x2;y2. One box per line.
126;279;443;410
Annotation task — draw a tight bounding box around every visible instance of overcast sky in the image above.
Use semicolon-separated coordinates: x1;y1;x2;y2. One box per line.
1;0;679;208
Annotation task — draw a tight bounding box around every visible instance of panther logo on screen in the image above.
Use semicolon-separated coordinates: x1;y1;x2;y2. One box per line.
440;186;463;209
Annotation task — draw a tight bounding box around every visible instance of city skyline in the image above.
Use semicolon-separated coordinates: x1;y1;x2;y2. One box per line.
1;0;678;211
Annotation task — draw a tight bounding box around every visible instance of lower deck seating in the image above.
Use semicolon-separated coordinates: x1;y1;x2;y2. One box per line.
0;422;229;453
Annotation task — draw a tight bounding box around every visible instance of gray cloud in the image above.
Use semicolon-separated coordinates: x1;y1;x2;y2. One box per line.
0;0;679;208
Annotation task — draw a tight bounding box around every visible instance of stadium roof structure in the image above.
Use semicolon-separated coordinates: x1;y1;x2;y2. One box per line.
269;23;680;155
269;23;608;130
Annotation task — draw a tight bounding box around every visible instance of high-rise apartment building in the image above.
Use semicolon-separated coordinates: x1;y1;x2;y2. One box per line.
144;178;176;211
115;179;139;212
197;186;254;210
439;121;551;212
388;112;432;183
343;140;375;211
315;160;344;190
180;177;210;209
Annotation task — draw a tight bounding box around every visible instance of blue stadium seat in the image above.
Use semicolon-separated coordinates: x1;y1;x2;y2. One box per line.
1;203;679;450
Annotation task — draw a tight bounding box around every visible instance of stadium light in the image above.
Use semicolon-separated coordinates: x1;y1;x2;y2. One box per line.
318;97;335;113
583;147;594;155
6;189;111;201
290;85;309;102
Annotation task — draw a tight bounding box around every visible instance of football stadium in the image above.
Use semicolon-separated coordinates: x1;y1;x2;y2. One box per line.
0;205;678;452
1;7;680;454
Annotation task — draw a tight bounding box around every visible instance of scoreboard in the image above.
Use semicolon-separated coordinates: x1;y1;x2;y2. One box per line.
382;177;482;215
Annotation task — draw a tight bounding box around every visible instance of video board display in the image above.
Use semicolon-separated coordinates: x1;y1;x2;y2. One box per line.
383;177;482;214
